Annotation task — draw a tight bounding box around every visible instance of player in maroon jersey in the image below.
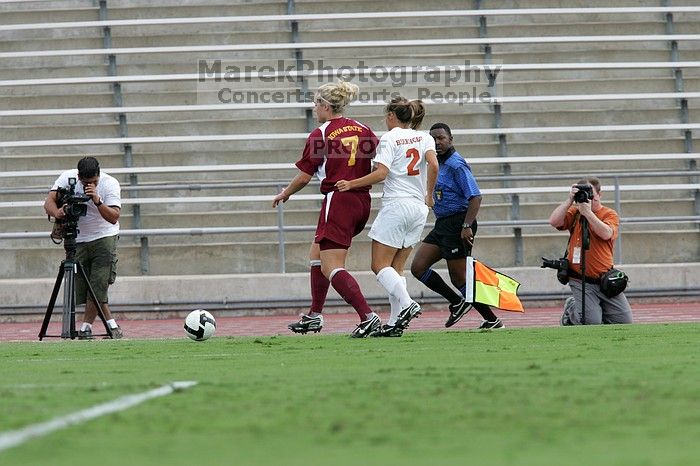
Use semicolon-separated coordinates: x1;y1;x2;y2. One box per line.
273;80;382;337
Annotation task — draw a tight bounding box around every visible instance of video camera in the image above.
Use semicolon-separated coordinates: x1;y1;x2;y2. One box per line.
573;184;594;203
541;257;569;285
51;177;89;243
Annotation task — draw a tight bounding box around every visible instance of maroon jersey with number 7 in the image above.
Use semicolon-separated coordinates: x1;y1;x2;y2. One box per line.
295;117;379;194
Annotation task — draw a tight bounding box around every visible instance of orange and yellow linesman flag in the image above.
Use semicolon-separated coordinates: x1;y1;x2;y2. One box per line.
465;257;524;312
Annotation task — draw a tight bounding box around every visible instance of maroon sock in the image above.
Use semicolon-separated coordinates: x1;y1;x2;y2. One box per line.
310;264;329;313
330;269;372;320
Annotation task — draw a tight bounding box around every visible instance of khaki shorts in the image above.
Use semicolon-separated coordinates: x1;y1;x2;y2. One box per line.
75;235;118;305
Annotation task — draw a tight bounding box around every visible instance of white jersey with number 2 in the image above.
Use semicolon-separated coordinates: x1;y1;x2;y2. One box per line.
374;127;436;201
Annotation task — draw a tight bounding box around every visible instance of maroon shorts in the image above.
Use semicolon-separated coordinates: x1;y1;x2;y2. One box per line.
314;190;371;250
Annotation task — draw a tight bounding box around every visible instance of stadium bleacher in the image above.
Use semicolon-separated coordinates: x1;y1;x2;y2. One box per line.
0;0;698;313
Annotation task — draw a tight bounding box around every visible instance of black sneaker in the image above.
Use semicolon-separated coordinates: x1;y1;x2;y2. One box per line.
350;314;381;338
288;314;324;334
77;328;93;340
478;318;505;330
369;324;403;338
394;302;422;330
445;300;472;328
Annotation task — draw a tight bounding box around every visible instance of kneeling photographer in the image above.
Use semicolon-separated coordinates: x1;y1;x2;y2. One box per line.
44;157;123;339
547;177;632;325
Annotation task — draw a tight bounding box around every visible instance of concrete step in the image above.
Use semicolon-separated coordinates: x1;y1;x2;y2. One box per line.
1;122;120;142
493;49;672;65
299;26;480;43
0;36;103;53
487;21;667;37
503;68;673;83
500;100;680;114
293;0;469;14
108;1;287;18
497;128;688;145
0;5;98;23
490;41;670;56
111;31;293;49
3;262;698;312
0;93;114;113
497;137;691;157
0;55;110;70
502;77;677;96
499;108;680;127
685;77;700;92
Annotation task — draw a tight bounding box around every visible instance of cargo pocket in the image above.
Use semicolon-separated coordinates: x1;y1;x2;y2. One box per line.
109;255;118;284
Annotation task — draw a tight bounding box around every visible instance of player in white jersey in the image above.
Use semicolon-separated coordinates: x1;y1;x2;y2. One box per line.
336;97;438;336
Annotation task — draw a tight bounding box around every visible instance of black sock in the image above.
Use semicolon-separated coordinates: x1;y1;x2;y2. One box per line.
472;302;498;322
418;269;462;305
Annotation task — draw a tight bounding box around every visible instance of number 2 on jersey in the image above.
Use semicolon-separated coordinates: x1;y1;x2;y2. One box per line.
341;136;359;166
406;148;420;176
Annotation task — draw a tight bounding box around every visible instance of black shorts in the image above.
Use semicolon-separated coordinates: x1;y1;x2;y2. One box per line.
423;213;478;260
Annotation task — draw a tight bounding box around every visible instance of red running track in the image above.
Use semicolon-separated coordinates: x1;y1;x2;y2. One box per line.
2;302;698;341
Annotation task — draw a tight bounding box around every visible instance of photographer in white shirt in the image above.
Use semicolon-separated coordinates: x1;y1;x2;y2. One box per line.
44;156;123;339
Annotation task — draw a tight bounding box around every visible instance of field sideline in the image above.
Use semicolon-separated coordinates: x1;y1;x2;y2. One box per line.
1;324;698;466
2;301;699;341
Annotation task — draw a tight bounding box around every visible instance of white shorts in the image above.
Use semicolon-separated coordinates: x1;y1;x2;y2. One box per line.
368;198;429;249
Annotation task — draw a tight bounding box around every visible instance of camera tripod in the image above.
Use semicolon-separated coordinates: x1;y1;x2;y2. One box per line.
38;233;114;340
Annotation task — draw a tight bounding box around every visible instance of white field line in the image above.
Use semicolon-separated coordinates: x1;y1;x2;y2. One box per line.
0;381;197;453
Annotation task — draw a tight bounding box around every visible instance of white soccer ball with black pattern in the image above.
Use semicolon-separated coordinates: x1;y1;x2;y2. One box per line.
184;309;216;341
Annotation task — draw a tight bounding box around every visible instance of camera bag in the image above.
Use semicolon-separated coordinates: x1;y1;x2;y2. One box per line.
599;268;628;298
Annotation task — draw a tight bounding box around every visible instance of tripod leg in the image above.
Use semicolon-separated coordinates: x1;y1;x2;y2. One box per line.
77;261;113;338
61;261;77;339
39;263;65;340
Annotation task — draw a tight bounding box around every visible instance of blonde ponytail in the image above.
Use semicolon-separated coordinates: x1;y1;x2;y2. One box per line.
315;80;359;114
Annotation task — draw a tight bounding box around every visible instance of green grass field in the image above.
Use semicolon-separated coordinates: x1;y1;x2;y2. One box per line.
1;324;698;466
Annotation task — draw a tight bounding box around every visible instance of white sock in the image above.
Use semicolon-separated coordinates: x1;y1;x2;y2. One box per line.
376;267;412;309
107;319;118;329
387;294;401;326
387;277;409;326
80;322;92;332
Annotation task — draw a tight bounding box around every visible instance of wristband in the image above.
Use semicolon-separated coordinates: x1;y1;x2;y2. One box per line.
462;223;472;229
94;198;103;207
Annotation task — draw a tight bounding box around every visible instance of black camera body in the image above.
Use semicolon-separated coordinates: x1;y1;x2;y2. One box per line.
573;184;594;203
541;257;569;285
53;177;89;240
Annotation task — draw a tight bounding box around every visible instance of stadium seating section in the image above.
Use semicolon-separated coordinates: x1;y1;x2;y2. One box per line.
1;0;698;284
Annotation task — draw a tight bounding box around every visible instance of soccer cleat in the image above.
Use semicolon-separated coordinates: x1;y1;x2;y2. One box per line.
394;302;422;329
350;314;381;338
478;318;505;330
369;324;403;338
445;300;472;328
288;314;324;334
110;326;123;339
77;328;93;340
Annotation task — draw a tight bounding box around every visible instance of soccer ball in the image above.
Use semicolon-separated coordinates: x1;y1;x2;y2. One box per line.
184;309;216;341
